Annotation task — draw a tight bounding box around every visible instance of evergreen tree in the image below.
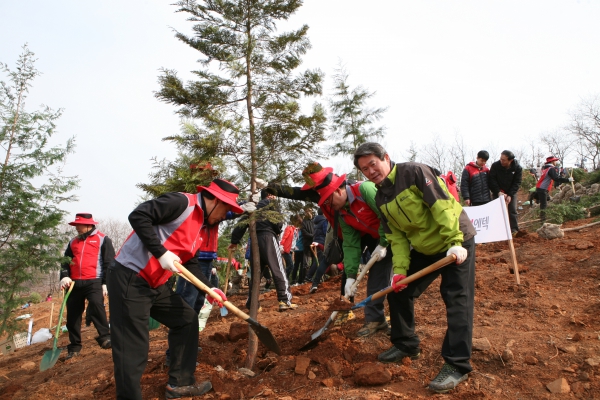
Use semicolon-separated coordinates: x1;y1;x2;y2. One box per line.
328;65;387;179
156;0;326;367
0;45;78;336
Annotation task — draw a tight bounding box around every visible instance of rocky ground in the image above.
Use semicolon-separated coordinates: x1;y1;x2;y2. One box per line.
1;216;600;399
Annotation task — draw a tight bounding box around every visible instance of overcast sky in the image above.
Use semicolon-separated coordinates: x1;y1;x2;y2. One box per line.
1;0;599;222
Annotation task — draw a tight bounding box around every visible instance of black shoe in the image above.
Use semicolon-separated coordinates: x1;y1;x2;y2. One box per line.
377;345;420;363
165;382;212;398
428;363;469;393
65;351;79;360
309;286;317;294
100;339;111;349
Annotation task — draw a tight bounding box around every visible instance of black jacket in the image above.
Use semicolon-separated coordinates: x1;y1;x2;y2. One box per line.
312;215;327;245
489;159;523;197
231;198;283;244
460;162;491;203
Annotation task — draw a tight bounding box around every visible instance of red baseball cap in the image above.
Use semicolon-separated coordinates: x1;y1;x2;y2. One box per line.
197;179;244;214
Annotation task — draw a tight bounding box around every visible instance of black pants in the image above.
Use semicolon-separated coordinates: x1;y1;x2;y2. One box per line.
108;263;199;400
305;246;323;282
291;250;306;283
388;237;475;374
536;188;549;221
282;252;294;278
66;279;110;353
247;232;292;305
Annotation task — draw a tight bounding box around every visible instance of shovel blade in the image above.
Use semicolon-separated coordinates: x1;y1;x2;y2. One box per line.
40;347;62;371
247;318;281;355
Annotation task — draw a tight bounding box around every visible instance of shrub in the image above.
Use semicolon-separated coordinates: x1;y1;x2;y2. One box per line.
28;292;42;304
545;203;587;224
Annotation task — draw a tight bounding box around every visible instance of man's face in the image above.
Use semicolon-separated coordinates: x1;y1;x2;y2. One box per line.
330;188;348;211
75;224;93;235
207;200;230;226
357;154;391;184
499;154;512;168
476;157;487;167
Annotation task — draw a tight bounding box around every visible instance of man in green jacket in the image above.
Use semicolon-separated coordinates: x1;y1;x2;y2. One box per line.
354;142;476;394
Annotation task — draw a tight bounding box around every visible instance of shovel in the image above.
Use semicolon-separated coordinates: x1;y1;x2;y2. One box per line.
569;168;581;203
342;254;456;311
299;250;379;351
40;281;75;371
175;261;281;355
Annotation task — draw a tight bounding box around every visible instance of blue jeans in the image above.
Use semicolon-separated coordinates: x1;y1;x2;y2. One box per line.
176;259;216;311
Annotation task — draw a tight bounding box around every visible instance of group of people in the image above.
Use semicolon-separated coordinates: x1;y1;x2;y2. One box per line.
460;150;573;231
56;142;576;399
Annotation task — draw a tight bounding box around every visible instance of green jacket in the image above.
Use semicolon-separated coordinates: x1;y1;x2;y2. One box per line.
375;162;476;275
339;181;388;277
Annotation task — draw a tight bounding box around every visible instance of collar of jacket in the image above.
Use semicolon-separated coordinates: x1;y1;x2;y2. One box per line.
378;160;397;189
77;228;97;241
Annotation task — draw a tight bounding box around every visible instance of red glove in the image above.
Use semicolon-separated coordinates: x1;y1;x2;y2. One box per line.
391;274;408;292
208;288;227;308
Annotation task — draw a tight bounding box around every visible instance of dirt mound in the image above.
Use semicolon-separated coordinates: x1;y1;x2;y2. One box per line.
2;222;600;399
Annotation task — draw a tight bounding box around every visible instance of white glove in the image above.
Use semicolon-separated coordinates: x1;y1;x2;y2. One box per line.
157;250;181;273
568;177;574;182
251;193;261;203
344;278;357;297
279;245;284;252
102;284;108;297
371;245;387;261
255;178;268;189
240;202;256;213
60;277;72;290
311;242;318;247
446;246;467;264
211;268;217;275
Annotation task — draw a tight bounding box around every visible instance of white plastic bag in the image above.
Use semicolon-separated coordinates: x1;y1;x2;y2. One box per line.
31;328;53;344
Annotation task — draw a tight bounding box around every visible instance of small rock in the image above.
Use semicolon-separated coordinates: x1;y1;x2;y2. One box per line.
575;241;594;250
215;365;225;372
502;349;514;362
546;377;570;394
585;357;600;367
537;223;564;239
401;356;412;366
551;304;560;310
308;371;316;380
571;381;585;394
219;394;231;400
472;337;492;351
506;340;515;347
326;360;342;377
228;322;248;342
572;332;584;342
562;367;576;373
212;332;228;343
579;372;590;381
321;378;342;387
366;395;381;400
262;389;273;396
20;361;35;369
295;356;311;375
238;368;255;377
354;363;392;386
525;356;538;365
559;345;577;354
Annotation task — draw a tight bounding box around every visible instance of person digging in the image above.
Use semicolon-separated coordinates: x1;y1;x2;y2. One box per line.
354;142;476;394
59;213;114;360
300;163;391;337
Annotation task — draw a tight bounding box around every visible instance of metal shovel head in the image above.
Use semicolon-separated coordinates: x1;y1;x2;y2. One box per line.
246;317;281;355
299;312;337;351
40;345;62;371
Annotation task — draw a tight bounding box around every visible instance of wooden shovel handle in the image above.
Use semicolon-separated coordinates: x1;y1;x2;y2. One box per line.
175;261;251;321
371;254;456;302
223;248;233;296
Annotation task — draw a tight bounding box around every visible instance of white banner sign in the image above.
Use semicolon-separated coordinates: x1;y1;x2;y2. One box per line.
462;196;512;243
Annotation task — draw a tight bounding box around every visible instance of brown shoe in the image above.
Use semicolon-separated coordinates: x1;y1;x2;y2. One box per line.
357;321;388;337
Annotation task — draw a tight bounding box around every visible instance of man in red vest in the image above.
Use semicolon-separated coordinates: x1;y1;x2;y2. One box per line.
59;213;114;359
300;163;391;336
108;179;249;400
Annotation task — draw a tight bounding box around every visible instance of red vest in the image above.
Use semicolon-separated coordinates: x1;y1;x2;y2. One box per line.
115;193;204;288
198;224;219;260
68;229;106;280
322;182;380;238
536;166;556;191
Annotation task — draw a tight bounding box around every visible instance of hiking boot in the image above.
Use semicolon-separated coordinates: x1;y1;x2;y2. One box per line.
165;381;212;398
428;363;468;393
278;301;298;311
65;351;79;360
309;286;318;294
377;345;420;363
100;339;111;349
333;310;355;326
357;321;389;337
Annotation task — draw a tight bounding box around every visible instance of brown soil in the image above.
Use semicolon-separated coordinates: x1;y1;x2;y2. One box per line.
327;296;353;312
2;217;600;399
